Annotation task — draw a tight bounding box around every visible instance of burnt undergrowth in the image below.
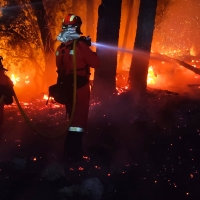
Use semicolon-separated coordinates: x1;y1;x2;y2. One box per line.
0;88;200;200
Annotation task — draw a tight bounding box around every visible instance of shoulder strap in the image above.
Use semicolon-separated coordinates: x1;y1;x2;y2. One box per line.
59;40;91;76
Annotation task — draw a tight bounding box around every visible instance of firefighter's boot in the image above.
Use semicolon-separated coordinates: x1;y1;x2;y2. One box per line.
64;131;83;162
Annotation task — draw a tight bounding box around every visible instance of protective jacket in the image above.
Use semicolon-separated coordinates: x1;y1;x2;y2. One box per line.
0;70;14;126
56;39;99;131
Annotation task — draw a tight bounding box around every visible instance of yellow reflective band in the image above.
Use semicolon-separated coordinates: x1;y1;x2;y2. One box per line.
56;51;59;56
69;50;74;55
70;15;75;22
69;127;84;132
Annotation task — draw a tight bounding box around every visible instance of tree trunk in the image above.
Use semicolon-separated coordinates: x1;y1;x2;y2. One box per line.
30;0;56;92
129;0;157;100
93;0;122;101
86;0;94;40
118;0;134;72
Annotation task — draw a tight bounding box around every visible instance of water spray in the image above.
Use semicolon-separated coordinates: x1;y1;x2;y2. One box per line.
91;42;200;75
91;42;135;54
91;42;175;63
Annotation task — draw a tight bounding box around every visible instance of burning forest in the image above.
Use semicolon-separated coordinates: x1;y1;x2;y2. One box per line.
0;0;200;200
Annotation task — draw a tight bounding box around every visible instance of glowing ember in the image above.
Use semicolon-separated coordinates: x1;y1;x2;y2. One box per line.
116;85;129;95
78;167;84;171
43;95;49;100
24;76;30;84
33;157;37;161
83;156;90;161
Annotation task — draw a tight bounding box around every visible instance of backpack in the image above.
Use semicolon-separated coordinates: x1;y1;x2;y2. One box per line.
48;73;89;105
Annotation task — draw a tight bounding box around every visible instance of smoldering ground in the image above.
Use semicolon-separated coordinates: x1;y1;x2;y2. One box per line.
0;87;200;199
1;50;200;199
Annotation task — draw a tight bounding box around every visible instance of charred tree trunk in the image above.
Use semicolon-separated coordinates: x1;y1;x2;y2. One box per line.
129;0;157;100
118;0;134;72
93;0;122;101
30;0;56;92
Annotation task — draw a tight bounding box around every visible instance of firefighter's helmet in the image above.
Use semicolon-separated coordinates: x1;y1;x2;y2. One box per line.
62;14;82;34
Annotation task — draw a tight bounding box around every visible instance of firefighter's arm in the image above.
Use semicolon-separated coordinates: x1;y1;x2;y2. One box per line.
78;41;100;68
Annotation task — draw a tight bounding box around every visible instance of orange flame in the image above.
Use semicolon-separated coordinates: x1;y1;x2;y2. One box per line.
10;74;30;85
147;66;156;85
11;74;20;85
43;95;49;100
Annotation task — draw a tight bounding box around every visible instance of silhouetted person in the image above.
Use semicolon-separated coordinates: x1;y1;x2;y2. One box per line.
0;56;14;135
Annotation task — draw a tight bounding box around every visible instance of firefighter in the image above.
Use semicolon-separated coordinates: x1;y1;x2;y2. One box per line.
0;56;14;131
56;14;100;160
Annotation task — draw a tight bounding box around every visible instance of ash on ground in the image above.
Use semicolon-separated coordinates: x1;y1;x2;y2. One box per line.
0;88;200;200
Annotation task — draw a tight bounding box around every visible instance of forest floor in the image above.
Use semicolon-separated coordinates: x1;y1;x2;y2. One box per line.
0;87;200;200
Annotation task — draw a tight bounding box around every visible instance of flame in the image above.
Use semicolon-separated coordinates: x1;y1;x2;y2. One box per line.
43;94;55;102
11;74;20;85
43;95;49;100
10;74;30;85
147;66;156;85
8;51;200;99
116;49;200;94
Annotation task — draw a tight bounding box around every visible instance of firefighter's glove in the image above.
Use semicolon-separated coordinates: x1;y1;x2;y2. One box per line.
80;36;91;47
85;36;91;47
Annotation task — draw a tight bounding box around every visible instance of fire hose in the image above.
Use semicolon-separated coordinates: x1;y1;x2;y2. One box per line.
12;40;78;138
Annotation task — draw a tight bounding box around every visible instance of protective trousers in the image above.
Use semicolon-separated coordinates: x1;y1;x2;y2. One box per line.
64;131;83;161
